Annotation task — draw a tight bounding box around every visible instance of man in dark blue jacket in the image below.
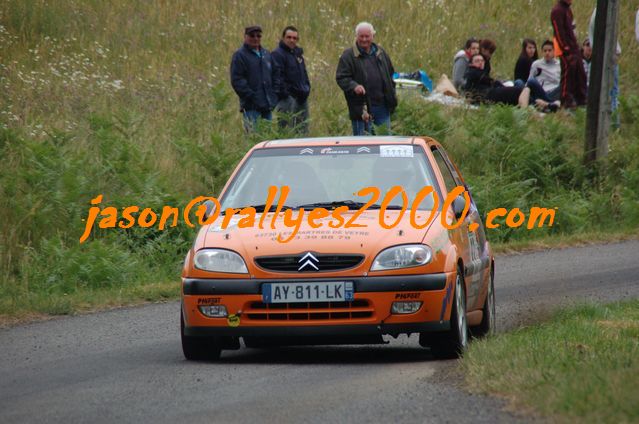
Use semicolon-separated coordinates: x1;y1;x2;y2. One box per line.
230;25;278;132
272;26;311;135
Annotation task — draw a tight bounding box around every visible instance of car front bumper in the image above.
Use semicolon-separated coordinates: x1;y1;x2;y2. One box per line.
182;272;456;337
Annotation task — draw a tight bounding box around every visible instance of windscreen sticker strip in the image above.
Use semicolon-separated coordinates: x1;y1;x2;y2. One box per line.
380;145;414;158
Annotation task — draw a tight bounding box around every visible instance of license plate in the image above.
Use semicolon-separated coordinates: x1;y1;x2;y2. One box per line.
262;282;354;303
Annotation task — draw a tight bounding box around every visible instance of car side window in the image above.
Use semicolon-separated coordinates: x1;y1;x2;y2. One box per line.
439;150;464;186
431;148;458;193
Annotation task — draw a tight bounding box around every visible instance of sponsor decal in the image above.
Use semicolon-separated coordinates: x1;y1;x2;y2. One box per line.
468;231;480;263
197;297;221;305
395;292;421;300
439;280;453;321
320;147;349;155
227;314;241;327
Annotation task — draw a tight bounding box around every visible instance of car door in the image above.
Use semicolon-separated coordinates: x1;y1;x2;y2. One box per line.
431;146;487;310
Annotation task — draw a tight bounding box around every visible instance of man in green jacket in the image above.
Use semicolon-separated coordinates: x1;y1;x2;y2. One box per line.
336;22;397;135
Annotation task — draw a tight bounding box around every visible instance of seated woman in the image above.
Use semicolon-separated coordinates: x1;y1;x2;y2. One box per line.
463;54;531;107
452;37;479;91
514;38;538;86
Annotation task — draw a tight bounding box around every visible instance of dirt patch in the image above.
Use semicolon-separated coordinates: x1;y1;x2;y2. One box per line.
596;320;639;330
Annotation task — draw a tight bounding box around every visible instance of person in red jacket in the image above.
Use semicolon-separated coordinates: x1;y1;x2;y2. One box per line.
551;0;587;108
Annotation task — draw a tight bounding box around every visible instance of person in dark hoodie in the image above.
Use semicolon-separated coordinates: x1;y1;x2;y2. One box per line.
478;39;497;79
272;26;311;135
464;53;532;107
230;25;278;132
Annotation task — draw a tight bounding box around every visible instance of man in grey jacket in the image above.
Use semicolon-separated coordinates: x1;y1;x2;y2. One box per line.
336;22;397;136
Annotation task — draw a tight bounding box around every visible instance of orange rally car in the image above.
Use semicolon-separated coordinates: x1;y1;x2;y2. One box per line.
181;136;495;360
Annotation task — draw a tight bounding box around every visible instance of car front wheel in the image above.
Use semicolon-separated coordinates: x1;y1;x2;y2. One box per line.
181;312;222;361
421;266;468;359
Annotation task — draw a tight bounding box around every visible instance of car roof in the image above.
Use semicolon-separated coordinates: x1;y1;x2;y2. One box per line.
260;136;436;148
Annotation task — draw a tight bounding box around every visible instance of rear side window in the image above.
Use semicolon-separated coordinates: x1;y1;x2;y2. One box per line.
431;148;458;193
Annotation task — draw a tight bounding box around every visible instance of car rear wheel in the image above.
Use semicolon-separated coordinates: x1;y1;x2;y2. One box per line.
181;312;222;361
423;266;468;359
472;270;496;338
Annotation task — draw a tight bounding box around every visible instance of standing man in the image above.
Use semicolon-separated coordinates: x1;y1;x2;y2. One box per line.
272;26;311;135
230;25;278;133
551;0;587;108
336;22;397;136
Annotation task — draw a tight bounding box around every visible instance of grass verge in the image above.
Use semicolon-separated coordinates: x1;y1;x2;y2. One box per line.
491;228;639;254
0;280;178;328
463;299;639;423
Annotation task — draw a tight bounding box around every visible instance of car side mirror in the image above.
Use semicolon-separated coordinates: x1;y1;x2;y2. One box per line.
452;195;466;220
203;200;216;219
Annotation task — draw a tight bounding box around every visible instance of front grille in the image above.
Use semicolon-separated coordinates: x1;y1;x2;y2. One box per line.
244;300;374;322
255;254;364;272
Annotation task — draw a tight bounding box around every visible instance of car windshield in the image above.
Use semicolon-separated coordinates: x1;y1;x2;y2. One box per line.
219;144;441;211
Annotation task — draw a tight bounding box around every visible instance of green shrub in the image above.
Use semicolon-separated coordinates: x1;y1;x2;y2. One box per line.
22;236;143;294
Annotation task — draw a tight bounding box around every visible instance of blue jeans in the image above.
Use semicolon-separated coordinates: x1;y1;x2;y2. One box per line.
526;78;560;103
242;109;272;133
351;104;391;136
611;64;619;129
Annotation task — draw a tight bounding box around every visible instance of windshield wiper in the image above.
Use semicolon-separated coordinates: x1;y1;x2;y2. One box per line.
295;200;404;210
295;200;368;209
221;204;294;214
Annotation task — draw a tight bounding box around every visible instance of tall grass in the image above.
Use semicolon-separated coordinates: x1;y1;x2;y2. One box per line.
464;299;639;423
1;0;638;315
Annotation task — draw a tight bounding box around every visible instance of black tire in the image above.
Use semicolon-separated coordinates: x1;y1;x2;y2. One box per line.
472;269;496;338
181;312;222;361
424;266;469;359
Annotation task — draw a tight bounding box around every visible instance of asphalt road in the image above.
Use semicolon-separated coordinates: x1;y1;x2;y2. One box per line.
1;240;638;424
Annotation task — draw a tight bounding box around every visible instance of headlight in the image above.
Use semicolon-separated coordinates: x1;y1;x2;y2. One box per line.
194;249;248;273
370;244;432;271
